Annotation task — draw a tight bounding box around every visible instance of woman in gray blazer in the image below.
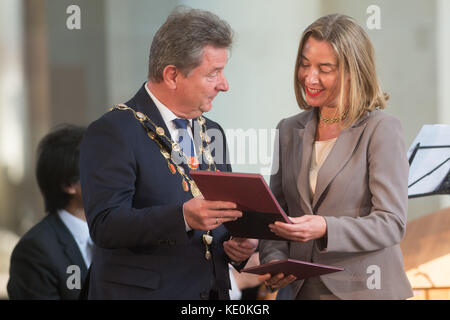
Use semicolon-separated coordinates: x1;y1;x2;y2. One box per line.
259;14;413;300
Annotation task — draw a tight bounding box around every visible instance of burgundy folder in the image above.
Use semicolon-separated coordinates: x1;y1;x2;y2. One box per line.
242;259;344;280
189;171;292;240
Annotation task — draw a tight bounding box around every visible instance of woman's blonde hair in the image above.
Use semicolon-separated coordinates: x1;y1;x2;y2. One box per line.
294;14;388;128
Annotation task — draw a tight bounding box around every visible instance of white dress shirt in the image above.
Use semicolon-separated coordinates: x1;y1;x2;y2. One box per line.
144;82;196;153
57;209;93;268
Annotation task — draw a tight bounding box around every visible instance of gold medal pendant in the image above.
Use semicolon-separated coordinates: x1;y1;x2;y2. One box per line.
202;232;213;260
156;127;165;136
135;112;146;121
188;156;199;170
202;233;213;245
172;142;180;152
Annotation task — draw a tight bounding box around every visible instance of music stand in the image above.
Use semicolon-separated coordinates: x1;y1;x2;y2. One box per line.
407;125;450;198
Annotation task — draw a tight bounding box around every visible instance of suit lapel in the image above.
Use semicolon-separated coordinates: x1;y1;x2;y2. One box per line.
129;83;173;152
131;84;199;175
312;115;368;209
47;214;88;274
295;111;316;214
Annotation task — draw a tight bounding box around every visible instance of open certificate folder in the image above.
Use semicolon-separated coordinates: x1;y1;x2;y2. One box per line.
189;171;292;240
242;259;344;280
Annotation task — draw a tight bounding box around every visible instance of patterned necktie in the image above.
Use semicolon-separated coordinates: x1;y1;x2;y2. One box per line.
172;118;197;168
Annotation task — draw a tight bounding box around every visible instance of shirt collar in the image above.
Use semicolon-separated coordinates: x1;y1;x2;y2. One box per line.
144;82;192;127
57;209;90;245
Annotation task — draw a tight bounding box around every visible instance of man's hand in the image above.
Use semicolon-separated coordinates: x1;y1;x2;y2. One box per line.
269;215;327;242
223;238;258;262
183;196;242;230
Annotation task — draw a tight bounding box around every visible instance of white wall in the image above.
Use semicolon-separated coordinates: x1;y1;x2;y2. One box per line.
0;0;27;186
105;0;176;107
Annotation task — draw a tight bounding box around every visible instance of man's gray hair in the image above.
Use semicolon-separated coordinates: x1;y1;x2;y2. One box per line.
148;7;234;82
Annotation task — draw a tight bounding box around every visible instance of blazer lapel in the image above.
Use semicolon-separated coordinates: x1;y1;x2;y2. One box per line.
131;84;199;175
312;114;369;209
128;83;173;152
295;111;316;214
48;214;88;273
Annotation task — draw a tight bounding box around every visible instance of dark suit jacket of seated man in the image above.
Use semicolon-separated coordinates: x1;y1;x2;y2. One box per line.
8;125;91;299
79;8;257;300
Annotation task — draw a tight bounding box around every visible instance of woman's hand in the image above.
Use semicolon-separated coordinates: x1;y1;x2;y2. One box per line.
258;260;297;291
269;215;327;242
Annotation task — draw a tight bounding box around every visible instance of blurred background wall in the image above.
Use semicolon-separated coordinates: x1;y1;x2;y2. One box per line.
0;0;449;298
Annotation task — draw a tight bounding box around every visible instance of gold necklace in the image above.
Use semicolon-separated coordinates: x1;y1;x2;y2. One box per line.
111;104;216;260
318;110;348;124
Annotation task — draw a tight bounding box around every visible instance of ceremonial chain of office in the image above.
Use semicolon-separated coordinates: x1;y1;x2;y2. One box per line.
110;104;217;260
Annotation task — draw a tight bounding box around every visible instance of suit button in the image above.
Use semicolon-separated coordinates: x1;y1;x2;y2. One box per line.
200;292;209;300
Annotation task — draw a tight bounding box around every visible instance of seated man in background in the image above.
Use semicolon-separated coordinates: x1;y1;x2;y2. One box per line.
7;125;92;299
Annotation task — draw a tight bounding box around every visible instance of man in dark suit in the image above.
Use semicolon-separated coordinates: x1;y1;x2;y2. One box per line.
79;7;257;300
8;125;92;299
